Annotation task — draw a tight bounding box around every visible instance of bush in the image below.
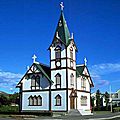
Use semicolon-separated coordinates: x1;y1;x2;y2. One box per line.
0;105;19;113
113;107;120;112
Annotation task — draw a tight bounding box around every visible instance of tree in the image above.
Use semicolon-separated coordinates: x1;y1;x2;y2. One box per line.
104;91;109;110
96;89;101;110
0;94;9;105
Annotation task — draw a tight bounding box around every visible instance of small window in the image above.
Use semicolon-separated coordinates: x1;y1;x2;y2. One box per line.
55;73;61;89
70;73;74;87
81;96;87;106
55;94;61;106
38;95;42;106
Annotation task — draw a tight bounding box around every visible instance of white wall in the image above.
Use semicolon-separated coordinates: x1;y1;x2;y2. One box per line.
77;92;91;110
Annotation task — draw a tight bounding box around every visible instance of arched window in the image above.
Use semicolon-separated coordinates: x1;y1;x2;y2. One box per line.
33;96;37;106
55;73;61;89
36;75;40;87
38;95;42;106
31;75;40;90
31;75;36;87
81;76;86;90
70;47;73;59
55;94;61;106
70;73;74;87
55;46;61;59
28;96;33;106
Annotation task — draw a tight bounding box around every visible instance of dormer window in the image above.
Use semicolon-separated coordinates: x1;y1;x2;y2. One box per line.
55;73;61;89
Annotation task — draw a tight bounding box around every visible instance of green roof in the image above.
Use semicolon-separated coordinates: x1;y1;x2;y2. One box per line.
16;63;53;87
35;63;53;83
54;11;70;46
76;65;85;78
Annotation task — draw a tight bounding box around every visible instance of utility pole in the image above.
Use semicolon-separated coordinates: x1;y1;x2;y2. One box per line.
110;85;112;112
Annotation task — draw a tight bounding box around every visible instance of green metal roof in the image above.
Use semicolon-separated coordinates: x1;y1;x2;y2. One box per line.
76;65;85;78
16;63;53;87
35;63;53;83
55;11;71;46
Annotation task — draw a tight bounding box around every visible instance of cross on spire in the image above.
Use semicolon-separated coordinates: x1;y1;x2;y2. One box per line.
60;2;64;11
84;57;87;66
32;54;37;63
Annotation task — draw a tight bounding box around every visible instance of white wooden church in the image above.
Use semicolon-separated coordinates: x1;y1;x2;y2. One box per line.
17;3;94;115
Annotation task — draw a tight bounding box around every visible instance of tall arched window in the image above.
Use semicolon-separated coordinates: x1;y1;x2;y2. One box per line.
70;47;73;59
31;75;36;88
70;73;74;87
55;73;61;89
33;96;37;106
36;75;40;87
81;76;86;90
55;94;61;106
55;46;61;59
28;96;33;106
31;75;40;90
38;95;42;106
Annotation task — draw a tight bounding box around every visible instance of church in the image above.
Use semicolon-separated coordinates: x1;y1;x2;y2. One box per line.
17;3;94;115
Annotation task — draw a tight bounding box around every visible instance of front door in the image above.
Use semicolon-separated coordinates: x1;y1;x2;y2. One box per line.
70;97;75;109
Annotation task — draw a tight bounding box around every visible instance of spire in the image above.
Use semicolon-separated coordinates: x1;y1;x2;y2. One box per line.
53;2;70;46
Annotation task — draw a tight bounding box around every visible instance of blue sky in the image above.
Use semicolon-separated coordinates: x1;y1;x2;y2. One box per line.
0;0;120;94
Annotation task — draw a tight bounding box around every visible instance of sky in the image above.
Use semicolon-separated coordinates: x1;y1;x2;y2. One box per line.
0;0;120;94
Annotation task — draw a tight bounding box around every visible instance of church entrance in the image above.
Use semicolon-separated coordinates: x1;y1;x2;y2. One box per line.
70;97;75;109
69;88;77;109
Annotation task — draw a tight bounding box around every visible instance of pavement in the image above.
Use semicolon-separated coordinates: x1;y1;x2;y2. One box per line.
0;112;120;120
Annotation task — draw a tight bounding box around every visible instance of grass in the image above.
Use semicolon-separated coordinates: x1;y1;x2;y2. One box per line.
93;111;111;115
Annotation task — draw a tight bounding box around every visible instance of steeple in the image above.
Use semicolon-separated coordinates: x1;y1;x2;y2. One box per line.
54;2;71;46
48;2;77;51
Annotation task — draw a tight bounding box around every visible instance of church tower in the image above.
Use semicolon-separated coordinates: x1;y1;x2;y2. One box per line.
49;2;77;111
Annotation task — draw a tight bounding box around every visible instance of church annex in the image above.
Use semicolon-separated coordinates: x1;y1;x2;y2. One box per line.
17;3;94;115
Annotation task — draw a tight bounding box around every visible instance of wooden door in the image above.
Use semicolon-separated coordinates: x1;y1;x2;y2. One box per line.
70;97;75;109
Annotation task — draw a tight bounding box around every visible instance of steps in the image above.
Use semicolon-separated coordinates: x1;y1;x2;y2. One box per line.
68;109;82;116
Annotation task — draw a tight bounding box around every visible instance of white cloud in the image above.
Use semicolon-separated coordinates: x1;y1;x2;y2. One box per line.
0;70;23;92
89;63;120;90
89;63;120;75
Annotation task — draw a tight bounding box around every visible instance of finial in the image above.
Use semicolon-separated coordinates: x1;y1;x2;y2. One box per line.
27;66;29;70
71;33;74;39
32;54;37;63
84;57;87;66
60;2;64;11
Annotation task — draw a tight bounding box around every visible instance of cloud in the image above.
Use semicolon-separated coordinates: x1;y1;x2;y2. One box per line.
88;63;120;90
89;63;120;76
0;70;23;92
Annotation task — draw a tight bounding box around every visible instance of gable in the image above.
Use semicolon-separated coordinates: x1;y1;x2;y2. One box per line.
76;65;94;87
16;63;53;87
